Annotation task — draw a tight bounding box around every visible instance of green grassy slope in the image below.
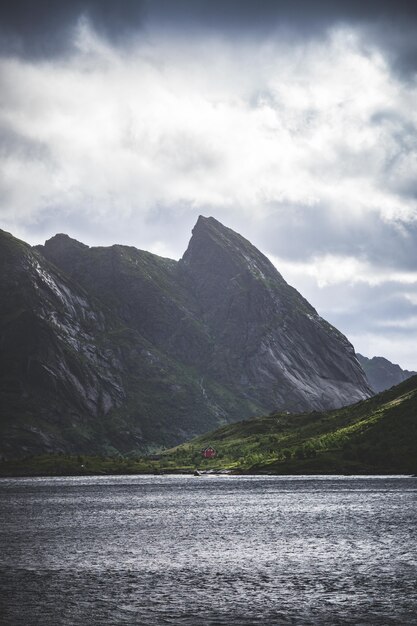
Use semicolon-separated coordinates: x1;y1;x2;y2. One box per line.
161;374;417;474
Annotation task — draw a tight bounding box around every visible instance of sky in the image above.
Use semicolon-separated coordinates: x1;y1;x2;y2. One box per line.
1;0;417;369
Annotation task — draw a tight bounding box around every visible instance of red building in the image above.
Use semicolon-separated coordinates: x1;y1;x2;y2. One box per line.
201;446;217;459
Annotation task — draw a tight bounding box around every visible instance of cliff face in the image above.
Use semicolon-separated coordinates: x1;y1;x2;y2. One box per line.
357;354;416;393
0;231;126;456
179;217;371;411
0;217;372;458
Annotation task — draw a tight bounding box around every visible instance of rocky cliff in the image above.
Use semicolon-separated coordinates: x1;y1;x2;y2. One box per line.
0;217;372;458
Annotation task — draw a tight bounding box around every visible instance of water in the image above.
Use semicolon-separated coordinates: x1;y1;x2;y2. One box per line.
0;475;416;625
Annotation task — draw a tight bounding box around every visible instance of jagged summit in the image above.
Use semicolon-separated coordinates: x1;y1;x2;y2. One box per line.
182;215;286;284
179;217;372;412
43;232;89;250
36;233;89;270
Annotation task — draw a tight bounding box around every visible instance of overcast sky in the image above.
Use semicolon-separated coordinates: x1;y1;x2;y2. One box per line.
1;1;417;368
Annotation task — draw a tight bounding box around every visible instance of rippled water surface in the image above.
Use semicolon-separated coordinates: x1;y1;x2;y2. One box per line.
1;475;416;625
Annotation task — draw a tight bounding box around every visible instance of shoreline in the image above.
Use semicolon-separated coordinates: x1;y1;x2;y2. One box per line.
0;469;415;479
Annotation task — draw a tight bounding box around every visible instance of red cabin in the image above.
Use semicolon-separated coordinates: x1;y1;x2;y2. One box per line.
201;446;217;459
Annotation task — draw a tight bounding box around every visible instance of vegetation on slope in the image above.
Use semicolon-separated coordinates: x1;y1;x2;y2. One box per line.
162;374;417;474
1;375;416;476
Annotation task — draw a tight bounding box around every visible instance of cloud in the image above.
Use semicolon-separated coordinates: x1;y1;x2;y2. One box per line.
350;332;417;371
0;1;148;58
268;254;417;288
2;0;417;84
0;9;417;367
1;25;416;244
376;316;417;330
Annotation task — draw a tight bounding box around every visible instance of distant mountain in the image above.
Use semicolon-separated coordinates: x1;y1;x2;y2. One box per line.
165;375;417;475
0;217;371;458
357;354;416;393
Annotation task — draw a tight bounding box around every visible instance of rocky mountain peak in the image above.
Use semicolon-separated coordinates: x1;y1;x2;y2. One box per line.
181;215;284;284
35;234;89;276
42;233;88;254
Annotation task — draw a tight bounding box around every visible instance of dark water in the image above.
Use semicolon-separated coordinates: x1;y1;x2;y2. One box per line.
0;475;416;625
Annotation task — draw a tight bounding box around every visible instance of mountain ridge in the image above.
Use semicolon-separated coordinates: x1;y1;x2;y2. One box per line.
0;218;371;458
357;353;416;393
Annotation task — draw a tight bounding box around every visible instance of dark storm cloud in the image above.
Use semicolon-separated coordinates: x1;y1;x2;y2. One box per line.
0;0;148;57
152;0;417;32
361;17;417;78
1;0;417;71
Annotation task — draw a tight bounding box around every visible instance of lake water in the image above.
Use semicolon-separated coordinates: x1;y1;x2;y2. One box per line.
0;475;416;625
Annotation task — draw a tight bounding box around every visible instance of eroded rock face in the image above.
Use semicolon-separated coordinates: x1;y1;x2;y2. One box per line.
0;217;372;458
0;232;128;457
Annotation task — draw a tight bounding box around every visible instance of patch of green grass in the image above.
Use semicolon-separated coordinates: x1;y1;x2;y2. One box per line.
0;454;163;477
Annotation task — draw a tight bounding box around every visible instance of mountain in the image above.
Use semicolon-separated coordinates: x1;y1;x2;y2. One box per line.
164;375;417;475
179;217;371;410
357;353;416;393
0;217;371;458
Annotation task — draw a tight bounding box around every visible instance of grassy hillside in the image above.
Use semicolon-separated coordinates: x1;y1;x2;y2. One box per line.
161;374;417;474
